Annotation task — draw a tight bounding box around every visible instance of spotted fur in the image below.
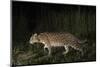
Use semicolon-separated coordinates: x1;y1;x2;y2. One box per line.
29;32;85;55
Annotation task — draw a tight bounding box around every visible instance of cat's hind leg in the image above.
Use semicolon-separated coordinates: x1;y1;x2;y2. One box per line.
63;45;69;55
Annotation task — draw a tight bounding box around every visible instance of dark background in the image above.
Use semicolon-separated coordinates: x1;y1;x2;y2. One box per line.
12;1;96;66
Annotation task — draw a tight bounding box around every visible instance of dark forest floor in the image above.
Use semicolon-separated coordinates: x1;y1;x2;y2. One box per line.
12;39;96;66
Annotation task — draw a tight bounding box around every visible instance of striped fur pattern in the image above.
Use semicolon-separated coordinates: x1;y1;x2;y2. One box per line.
29;32;84;55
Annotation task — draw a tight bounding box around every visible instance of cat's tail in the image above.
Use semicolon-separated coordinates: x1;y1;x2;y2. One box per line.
78;39;87;44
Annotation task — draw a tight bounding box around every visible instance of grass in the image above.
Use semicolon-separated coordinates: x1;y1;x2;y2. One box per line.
12;39;96;66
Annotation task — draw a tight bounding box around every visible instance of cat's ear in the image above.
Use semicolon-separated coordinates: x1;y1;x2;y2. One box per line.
34;33;38;37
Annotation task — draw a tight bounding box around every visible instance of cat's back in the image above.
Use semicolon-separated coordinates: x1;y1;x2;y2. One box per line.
38;32;79;45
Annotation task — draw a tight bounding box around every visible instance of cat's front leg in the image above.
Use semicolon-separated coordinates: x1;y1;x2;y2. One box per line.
44;46;52;56
47;47;51;56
